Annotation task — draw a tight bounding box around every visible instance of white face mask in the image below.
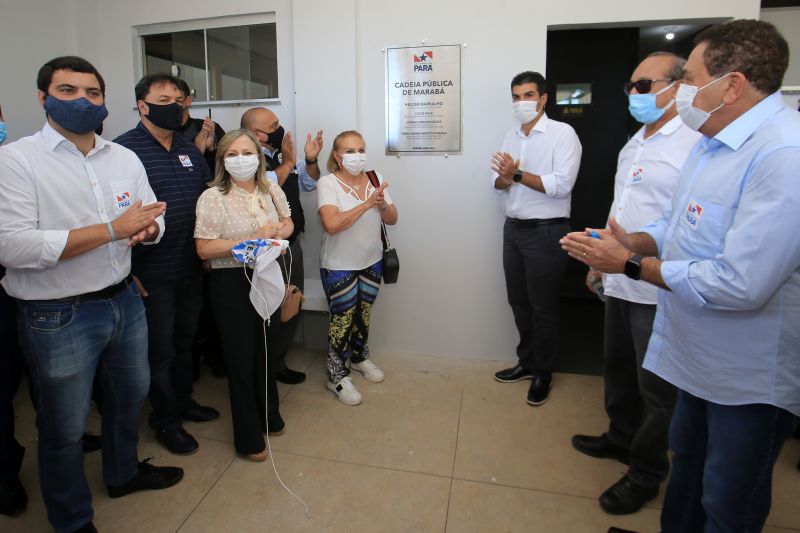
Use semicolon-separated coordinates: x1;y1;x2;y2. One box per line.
512;100;540;124
340;152;367;175
675;73;731;131
225;154;260;182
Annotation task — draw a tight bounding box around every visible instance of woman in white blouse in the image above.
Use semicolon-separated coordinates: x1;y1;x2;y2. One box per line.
195;129;293;461
317;130;398;406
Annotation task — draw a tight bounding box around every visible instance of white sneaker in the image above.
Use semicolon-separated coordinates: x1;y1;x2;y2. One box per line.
350;359;385;383
327;376;362;405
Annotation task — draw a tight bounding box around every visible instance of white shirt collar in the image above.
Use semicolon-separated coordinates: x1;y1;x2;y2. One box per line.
516;112;549;138
41;121;110;155
633;114;684;142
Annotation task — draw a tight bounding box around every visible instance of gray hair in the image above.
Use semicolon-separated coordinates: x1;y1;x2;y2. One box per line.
646;51;686;81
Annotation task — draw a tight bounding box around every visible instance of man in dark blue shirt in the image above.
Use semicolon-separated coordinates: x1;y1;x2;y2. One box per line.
115;74;219;456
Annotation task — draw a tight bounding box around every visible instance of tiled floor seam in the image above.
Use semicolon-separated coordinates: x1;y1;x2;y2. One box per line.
266;449;456;481
443;389;465;533
174;454;239;533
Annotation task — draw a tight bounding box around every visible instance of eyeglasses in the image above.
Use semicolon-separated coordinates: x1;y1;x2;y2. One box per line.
623;78;674;95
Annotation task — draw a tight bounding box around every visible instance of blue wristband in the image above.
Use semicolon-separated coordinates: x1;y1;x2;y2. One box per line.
107;222;117;242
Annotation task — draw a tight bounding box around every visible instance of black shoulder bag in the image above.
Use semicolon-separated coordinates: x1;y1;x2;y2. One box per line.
366;170;399;284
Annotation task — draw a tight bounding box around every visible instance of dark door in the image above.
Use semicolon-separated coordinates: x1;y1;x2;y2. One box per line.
546;27;639;298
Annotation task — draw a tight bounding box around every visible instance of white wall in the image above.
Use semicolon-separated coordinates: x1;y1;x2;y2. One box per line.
0;0;77;141
761;7;800;87
294;0;758;361
1;0;761;361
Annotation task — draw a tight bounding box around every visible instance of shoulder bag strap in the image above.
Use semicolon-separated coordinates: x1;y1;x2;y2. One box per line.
365;170;389;251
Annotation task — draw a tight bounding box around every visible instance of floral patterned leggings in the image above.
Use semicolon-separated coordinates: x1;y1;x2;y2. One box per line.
320;260;383;382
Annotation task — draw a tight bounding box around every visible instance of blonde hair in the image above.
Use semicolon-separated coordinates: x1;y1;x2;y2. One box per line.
210;129;271;194
326;130;365;173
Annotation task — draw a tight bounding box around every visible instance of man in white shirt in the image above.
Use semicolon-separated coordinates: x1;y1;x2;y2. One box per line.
571;52;701;515
491;71;582;406
0;56;182;533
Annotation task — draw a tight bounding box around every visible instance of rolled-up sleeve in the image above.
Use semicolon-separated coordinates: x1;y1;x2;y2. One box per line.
0;147;69;269
640;207;672;255
539;127;582;199
660;147;800;310
296;160;318;192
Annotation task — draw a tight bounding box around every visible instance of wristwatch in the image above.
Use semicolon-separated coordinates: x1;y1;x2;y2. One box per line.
512;170;523;183
304;157;318;165
624;254;644;280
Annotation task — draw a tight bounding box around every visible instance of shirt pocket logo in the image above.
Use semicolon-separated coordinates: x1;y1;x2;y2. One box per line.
684;200;703;230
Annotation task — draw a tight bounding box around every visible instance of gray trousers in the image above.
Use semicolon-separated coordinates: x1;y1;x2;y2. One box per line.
603;295;676;488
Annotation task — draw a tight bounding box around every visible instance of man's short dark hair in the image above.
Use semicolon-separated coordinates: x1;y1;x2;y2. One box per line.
37;56;106;96
134;73;182;102
694;19;788;95
174;78;192;99
511;71;547;95
646;51;686;81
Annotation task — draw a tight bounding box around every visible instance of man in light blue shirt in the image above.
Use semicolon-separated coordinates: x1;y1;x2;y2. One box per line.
561;20;799;532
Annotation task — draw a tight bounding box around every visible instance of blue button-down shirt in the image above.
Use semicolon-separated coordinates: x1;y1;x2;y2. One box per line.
114;122;210;282
262;146;318;191
641;92;800;416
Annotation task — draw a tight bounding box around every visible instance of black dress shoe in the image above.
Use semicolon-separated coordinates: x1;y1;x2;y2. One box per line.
275;367;306;385
571;433;629;465
0;477;28;517
82;432;102;453
156;427;199;455
72;522;98;533
181;402;220;423
599;475;658;515
494;365;533;383
526;376;552;405
107;459;184;499
608;528;640;533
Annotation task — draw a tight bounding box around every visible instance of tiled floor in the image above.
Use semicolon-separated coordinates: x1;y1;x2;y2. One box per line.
4;348;799;533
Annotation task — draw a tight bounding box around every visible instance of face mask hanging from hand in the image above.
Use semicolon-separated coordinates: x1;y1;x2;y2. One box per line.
44;96;108;134
512;100;540;124
628;81;675;124
676;73;731;131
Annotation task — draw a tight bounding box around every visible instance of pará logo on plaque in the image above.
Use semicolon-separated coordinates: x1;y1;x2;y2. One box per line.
413;51;433;71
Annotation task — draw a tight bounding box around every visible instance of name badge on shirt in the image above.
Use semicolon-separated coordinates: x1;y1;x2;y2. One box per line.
684;200;703;230
115;191;132;210
178;155;193;167
630;166;644;185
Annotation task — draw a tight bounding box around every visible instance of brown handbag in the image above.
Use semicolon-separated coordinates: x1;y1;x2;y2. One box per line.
280;284;304;323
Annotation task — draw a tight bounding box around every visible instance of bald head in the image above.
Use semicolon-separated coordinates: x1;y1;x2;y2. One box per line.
240;107;281;148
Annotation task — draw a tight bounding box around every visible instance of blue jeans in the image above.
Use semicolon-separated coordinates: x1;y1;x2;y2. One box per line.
661;389;796;533
16;283;150;533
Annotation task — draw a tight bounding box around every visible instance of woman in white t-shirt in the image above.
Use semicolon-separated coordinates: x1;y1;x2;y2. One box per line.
317;130;398;406
194;129;293;462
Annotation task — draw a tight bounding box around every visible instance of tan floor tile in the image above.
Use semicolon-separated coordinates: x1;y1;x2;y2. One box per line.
272;366;462;476
178;452;450;533
446;479;661;533
766;438;800;529
453;372;644;501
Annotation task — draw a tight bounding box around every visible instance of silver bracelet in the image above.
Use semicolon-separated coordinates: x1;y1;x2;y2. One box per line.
107;222;117;242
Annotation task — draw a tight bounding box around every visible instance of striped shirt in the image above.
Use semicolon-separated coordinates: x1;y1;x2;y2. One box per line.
114;122;210;282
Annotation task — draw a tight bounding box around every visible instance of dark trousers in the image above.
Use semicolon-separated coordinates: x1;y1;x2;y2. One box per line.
142;274;203;430
208;268;280;455
271;238;304;373
661;390;796;533
502;219;569;378
603;296;676;487
0;281;25;485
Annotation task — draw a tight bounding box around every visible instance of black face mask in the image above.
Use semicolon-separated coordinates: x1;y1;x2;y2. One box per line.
144;101;183;131
266;125;285;149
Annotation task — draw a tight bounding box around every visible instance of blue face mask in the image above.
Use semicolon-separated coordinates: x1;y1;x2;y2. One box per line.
0;121;7;144
627;81;675;124
43;95;108;134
